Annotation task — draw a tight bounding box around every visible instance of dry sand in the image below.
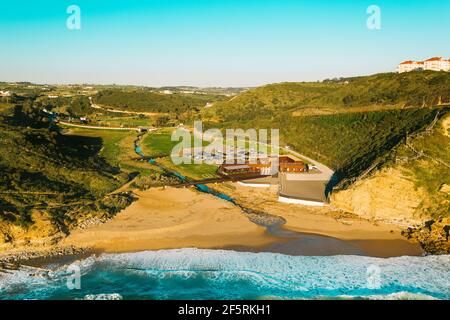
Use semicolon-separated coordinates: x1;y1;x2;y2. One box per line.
62;185;423;257
207;183;423;256
62;188;277;253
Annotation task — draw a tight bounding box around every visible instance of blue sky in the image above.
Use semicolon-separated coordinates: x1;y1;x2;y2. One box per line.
0;0;449;86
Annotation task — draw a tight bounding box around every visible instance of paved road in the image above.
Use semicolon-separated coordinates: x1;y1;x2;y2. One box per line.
59;121;142;132
283;148;334;181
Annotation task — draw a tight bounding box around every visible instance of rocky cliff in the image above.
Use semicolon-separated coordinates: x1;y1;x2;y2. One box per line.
331;113;450;254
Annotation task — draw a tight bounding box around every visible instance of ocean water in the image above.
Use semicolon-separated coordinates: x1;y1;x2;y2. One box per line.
0;249;449;300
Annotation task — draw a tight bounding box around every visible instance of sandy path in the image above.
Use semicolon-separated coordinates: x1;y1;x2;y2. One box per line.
90;100;168;117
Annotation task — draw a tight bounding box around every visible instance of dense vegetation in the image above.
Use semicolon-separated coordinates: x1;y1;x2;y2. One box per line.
203;72;450;187
208;71;450;122
35;95;93;117
394;115;450;219
210;107;447;187
94;90;226;114
0;103;128;229
280;108;446;185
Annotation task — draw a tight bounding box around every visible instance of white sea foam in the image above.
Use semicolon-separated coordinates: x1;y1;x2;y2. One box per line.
95;249;450;298
1;249;449;299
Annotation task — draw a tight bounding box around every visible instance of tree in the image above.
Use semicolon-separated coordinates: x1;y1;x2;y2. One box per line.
156;115;170;127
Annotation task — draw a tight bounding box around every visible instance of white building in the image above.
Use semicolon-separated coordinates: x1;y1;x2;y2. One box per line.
397;60;424;73
398;57;450;73
0;90;11;97
424;57;450;72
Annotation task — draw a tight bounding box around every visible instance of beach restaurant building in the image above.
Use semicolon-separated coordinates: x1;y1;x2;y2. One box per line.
218;155;307;177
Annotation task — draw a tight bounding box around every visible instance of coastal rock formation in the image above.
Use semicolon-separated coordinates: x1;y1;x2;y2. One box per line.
0;212;61;248
402;219;450;254
0;192;136;254
330;168;425;226
331;167;450;254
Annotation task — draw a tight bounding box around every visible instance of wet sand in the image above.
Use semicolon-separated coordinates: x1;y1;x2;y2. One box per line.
61;187;423;258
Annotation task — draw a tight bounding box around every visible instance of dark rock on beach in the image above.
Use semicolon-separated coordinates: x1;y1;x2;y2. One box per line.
402;218;450;254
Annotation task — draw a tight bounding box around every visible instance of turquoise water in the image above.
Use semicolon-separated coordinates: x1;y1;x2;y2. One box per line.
135;146;144;156
1;249;449;300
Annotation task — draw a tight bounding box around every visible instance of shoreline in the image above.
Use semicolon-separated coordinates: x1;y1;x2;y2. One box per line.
0;186;425;266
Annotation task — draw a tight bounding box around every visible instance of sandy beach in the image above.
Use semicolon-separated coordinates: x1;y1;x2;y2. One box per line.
60;186;423;257
61;188;278;253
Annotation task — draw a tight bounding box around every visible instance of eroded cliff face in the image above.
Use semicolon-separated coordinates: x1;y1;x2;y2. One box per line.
331;168;426;226
0;212;61;250
0;193;136;253
331;113;450;254
331;168;450;254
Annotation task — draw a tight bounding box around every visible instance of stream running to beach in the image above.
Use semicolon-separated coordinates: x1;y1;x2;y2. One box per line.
0;133;447;300
133;133;376;257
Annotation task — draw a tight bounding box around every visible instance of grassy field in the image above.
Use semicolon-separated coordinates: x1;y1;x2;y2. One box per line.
141;129;219;179
64;128;165;175
65;128;136;167
68;126;220;183
64;127;180;189
142;129;212;156
157;157;219;180
143;131;180;156
94;116;156;128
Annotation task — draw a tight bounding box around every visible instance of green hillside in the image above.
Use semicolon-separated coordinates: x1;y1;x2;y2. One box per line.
394;115;450;219
0;104;130;231
280;108;446;186
94;90;226;113
209;107;447;187
204;72;450;187
209;71;450;122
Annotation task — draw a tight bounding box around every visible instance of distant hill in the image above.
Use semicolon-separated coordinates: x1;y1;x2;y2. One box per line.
93;90;227;113
208;71;450;122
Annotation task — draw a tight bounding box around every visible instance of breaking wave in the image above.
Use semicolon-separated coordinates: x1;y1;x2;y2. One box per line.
1;249;449;300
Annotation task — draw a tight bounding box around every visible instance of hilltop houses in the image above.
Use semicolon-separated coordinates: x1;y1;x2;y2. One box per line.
398;57;450;73
424;57;450;72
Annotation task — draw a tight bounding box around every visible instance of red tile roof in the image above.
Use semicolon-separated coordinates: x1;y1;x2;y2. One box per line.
425;57;443;62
